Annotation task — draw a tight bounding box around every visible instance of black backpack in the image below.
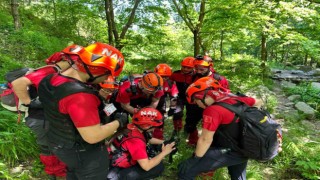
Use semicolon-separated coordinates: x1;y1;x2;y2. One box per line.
216;101;282;161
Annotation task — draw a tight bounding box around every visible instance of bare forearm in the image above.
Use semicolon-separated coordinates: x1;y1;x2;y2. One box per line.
195;136;212;157
149;138;164;144
100;121;120;138
121;103;135;114
11;77;32;104
78;121;119;144
149;98;159;108
140;152;166;171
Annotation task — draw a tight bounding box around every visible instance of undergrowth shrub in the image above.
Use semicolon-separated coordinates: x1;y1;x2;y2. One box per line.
0;109;38;166
217;54;273;92
273;116;320;180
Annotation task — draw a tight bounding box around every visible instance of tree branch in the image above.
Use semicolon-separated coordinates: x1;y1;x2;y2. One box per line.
172;0;195;31
119;0;141;40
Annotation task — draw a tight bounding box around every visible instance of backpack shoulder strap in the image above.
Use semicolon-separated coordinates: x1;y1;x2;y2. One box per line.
108;129;145;152
5;68;32;83
213;101;246;154
215;100;248;118
128;75;137;95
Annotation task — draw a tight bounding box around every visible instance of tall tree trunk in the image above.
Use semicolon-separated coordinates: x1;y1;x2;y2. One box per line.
105;0;114;45
261;33;267;68
310;56;314;67
281;45;285;63
11;0;21;30
304;54;308;65
193;30;200;56
172;0;205;56
52;0;57;25
220;30;224;60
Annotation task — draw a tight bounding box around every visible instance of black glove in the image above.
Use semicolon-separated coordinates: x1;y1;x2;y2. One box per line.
146;144;161;158
114;112;128;128
178;156;201;175
23;98;42;109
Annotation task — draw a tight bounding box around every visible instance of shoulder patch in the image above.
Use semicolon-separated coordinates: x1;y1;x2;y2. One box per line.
203;115;213;124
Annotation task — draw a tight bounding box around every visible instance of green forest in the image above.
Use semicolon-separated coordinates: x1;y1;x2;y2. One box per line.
0;0;319;179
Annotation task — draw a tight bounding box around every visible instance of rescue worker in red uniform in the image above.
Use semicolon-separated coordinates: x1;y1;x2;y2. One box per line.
11;44;82;179
193;55;229;88
99;76;119;101
185;55;230;146
170;57;195;136
37;42;128;179
115;72;164;115
153;63;179;139
107;107;176;180
178;77;262;180
99;76;120;124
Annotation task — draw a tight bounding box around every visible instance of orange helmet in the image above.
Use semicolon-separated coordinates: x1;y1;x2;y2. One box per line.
154;63;172;77
140;72;163;92
181;57;195;68
99;76;119;89
62;44;83;55
194;55;213;67
73;42;124;76
186;77;222;104
46;44;83;65
131;107;163;129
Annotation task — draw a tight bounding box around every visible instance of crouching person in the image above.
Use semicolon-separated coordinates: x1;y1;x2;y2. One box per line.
107;107;176;180
178;77;263;180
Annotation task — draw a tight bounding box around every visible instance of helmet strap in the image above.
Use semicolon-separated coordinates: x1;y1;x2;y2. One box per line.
143;131;153;142
201;89;210;107
82;62;106;83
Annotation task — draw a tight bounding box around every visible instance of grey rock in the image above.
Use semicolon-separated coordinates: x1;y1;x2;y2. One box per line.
295;102;315;119
288;95;301;101
301;120;316;130
280;81;296;88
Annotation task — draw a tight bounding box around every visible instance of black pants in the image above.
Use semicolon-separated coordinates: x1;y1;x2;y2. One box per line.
25;117;53;154
107;162;164;180
50;143;109;180
184;104;203;133
178;147;248;180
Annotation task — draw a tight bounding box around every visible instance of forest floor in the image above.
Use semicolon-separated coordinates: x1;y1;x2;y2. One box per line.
10;80;320;180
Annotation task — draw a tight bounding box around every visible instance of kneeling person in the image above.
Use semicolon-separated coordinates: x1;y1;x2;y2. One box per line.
108;107;176;180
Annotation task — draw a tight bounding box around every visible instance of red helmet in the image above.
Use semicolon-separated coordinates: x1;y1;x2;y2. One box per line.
181;57;195;68
186;77;223;104
131;107;163;129
73;42;124;76
99;76;119;89
45;44;83;65
140;72;163;92
154;64;172;77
